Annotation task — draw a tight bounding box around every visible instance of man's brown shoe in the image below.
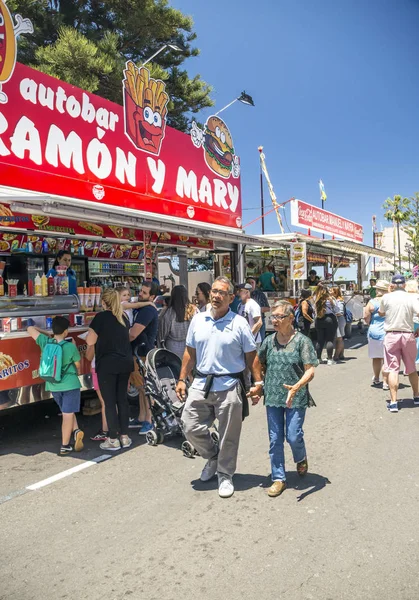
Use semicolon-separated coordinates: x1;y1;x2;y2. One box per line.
267;480;287;497
297;457;308;477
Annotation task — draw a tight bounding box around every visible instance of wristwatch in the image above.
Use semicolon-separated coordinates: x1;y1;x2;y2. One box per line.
253;381;264;387
178;378;188;383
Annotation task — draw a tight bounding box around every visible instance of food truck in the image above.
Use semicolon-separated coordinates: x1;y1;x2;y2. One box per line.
0;8;287;410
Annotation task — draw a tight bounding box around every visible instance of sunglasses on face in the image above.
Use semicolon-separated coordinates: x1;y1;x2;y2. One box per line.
271;314;291;321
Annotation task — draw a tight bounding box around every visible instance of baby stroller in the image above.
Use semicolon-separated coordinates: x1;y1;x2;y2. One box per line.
142;348;219;457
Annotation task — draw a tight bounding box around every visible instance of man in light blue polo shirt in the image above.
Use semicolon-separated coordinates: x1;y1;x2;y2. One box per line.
176;276;263;498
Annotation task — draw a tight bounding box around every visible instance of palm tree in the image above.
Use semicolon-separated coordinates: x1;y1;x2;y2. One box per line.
383;195;411;271
405;192;419;267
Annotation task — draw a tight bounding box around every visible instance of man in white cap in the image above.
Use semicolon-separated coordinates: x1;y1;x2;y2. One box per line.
379;274;419;412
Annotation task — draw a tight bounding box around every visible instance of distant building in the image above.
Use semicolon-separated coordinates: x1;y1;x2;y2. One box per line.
374;226;409;278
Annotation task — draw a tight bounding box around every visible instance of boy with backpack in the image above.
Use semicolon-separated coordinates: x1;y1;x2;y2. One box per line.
27;316;84;455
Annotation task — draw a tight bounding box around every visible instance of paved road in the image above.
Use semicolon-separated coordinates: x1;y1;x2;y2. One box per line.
2;333;419;600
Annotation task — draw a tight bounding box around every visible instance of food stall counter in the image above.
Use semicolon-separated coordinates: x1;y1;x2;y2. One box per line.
0;325;89;340
0;295;94;410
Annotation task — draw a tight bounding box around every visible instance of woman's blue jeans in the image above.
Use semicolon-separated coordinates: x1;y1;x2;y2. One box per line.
266;406;307;482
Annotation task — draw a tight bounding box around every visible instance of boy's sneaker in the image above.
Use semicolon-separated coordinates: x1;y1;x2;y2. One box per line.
60;444;73;455
388;402;399;413
128;418;143;429
383;383;389;391
327;360;337;366
120;435;132;449
90;430;108;442
139;422;153;435
414;397;419;406
73;429;84;452
100;438;121;451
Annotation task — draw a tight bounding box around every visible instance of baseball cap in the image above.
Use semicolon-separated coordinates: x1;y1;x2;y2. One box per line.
391;274;405;285
239;283;253;290
375;279;389;291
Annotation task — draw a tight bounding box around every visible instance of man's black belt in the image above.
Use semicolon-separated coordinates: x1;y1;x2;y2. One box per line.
195;370;249;420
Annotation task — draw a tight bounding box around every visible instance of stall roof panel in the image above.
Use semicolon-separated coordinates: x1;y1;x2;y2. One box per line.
0;186;286;251
257;233;393;260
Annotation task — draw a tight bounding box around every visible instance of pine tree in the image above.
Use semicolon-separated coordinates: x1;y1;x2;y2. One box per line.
10;0;214;131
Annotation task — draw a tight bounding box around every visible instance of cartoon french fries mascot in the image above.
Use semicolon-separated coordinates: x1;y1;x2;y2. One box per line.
123;61;169;155
0;0;33;103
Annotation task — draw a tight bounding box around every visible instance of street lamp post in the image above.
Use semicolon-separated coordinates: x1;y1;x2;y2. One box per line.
214;91;255;117
213;92;259;232
142;43;183;66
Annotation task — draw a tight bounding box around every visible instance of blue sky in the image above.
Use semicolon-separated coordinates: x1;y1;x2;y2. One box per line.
171;0;419;249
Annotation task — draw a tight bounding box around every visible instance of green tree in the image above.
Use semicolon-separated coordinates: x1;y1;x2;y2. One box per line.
11;0;214;131
383;195;411;271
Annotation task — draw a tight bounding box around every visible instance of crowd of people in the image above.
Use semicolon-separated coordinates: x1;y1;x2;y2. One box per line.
29;268;419;499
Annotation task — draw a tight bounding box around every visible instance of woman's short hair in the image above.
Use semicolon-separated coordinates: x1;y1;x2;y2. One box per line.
300;289;311;300
272;299;294;316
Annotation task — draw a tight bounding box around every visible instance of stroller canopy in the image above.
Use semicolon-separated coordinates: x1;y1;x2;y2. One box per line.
146;348;182;382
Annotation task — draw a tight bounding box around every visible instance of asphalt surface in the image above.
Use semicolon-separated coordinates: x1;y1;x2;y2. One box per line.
2;332;419;600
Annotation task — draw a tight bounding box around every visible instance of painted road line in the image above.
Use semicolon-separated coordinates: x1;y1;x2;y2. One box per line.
26;454;112;491
0;488;28;506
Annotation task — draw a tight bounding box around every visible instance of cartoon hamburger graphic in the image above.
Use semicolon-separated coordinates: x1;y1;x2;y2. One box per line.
190;117;240;179
203;116;235;178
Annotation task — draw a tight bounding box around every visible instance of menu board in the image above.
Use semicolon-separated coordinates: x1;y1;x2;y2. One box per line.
290;242;307;280
144;230;153;280
0;231;144;261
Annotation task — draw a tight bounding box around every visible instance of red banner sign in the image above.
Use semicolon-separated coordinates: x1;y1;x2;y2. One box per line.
0;332;90;393
291;199;363;243
0;62;242;230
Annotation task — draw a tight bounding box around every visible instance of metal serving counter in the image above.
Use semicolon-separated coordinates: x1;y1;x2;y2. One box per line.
0;294;79;318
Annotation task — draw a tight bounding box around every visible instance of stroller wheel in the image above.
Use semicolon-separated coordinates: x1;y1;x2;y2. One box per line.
145;430;158;446
181;440;195;458
156;430;165;444
210;430;219;445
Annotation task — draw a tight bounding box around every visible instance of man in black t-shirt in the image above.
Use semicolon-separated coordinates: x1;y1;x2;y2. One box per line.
129;281;159;434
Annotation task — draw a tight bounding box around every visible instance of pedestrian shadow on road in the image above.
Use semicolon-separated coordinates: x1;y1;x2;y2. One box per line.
286;472;331;502
397;399;419;409
191;473;270;492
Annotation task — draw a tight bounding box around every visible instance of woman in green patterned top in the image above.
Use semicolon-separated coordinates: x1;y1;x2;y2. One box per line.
258;300;319;498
